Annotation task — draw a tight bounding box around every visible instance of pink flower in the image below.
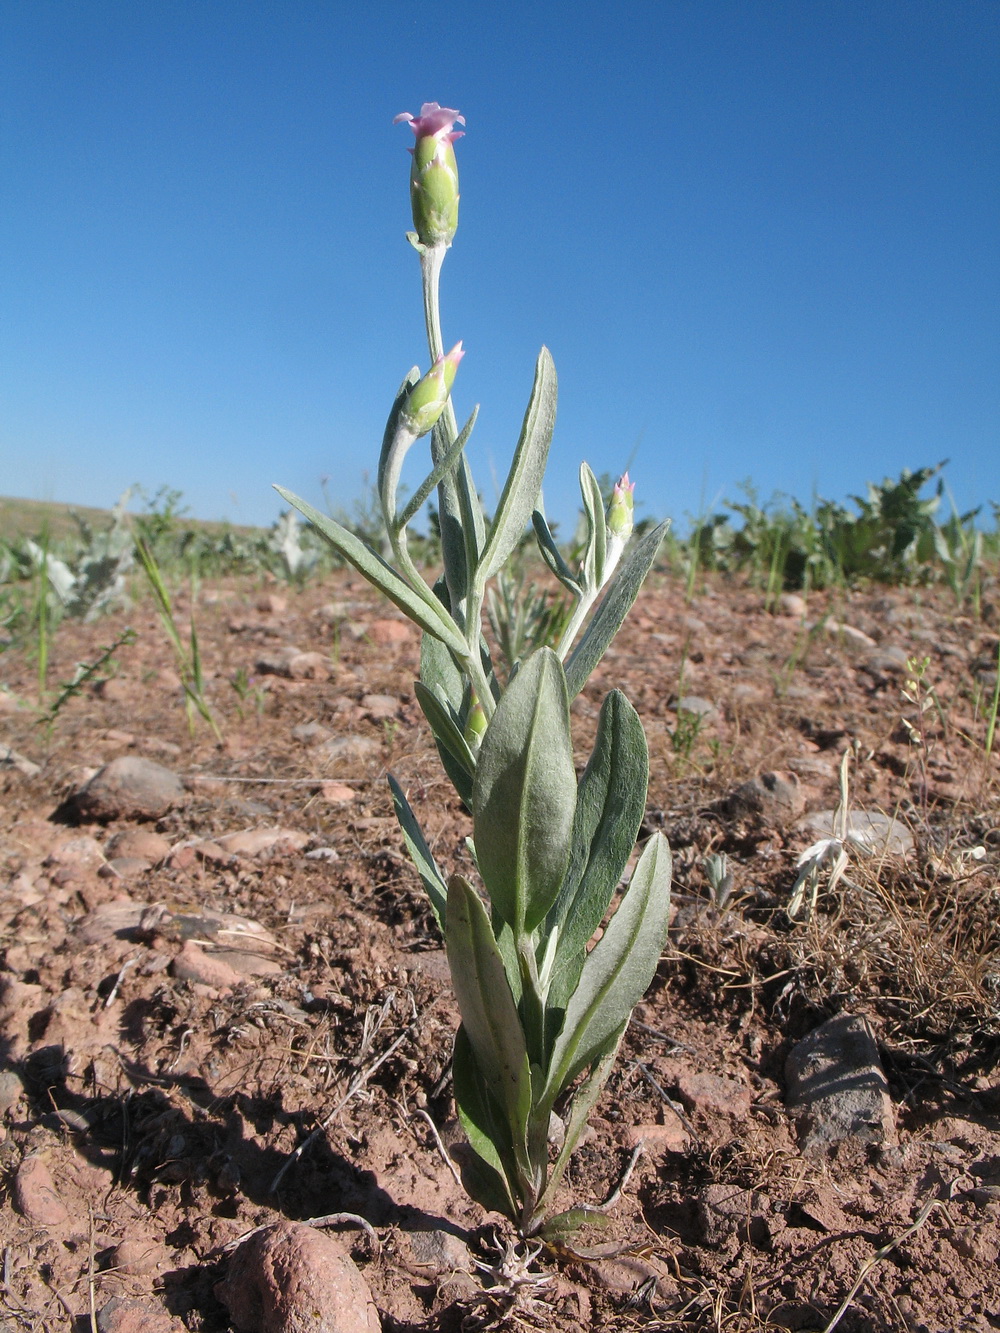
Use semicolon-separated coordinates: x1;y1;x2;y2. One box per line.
393;103;465;144
393;104;465;249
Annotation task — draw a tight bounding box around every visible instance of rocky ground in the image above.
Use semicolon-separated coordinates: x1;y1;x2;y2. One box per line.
0;568;998;1332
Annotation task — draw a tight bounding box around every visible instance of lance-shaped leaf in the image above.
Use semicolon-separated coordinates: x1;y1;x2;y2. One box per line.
446;876;532;1138
274;487;467;654
472;648;576;933
564;520;668;699
387;775;448;932
544;690;648;973
477;348;557;585
376;368;421;512
532;510;580;594
452;1026;519;1221
413;680;475;806
579;462;608;592
544;833;672;1101
396;404;479;532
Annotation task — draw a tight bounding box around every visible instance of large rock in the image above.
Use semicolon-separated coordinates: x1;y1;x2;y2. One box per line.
722;771;805;826
74;757;185;822
216;1221;381;1333
785;1013;897;1154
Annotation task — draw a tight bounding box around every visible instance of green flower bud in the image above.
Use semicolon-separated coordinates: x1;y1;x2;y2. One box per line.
464;693;488;748
399;342;464;437
393;103;465;249
607;473;635;541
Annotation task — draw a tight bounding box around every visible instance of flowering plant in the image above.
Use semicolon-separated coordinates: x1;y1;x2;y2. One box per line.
277;104;671;1239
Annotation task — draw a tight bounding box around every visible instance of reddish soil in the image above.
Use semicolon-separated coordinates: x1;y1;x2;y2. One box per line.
1;570;998;1331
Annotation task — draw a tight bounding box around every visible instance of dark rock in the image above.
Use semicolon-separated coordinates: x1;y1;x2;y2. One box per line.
785;1013;896;1154
74;756;185;822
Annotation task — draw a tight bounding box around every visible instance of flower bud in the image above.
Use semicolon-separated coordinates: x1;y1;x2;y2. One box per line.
393;103;465;249
399;342;464;437
607;473;635;541
464;693;488;748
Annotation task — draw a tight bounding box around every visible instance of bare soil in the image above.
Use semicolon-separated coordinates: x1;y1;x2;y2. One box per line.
1;570;998;1332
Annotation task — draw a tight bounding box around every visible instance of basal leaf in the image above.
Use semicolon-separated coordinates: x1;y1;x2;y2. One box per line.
387;774;448;933
564;520;668;698
452;1025;518;1221
477;348;558;585
274;487;466;654
472;648;576;933
446;876;532;1137
545;834;672;1100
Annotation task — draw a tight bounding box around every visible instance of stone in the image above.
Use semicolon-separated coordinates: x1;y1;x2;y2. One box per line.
292;722;333;744
76;900;147;945
797;808;914;856
99;857;151;880
361;693;398;720
257;593;288;615
216;828;309;857
74;757;185;822
367;618;411;646
778;593;807;618
97;1297;185;1333
862;645;911;676
676;1071;752;1119
45;835;106;871
624;1120;689;1154
319;735;380;766
785;1013;897;1154
14;1153;69;1226
287;651;333;681
0;745;41;777
405;1228;473;1274
723;771;805;826
109;1239;169;1276
0;1068;25;1114
171;941;243;991
106;829;171;863
216;1220;381;1332
318;782;356;804
255;647;303;677
823;619;877;648
674;695;716;719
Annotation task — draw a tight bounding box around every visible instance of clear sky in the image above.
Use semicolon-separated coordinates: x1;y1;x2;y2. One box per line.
1;1;997;535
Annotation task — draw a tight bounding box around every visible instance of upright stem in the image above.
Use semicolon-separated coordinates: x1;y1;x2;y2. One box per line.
419;243;495;718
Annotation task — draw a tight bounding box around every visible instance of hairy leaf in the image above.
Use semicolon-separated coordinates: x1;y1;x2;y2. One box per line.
452;1026;518;1221
446;876;532;1137
545;834;672;1099
477;349;558;585
472;648;576;933
387;775;448;932
564;521;668;698
274;487;466;653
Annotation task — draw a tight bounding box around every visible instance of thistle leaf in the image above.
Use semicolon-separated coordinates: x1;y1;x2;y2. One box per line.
477;348;558;585
564;521;668;699
545;833;672;1099
472;648;576;933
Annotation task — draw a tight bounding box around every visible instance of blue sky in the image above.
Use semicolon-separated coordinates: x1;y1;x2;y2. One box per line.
1;1;997;535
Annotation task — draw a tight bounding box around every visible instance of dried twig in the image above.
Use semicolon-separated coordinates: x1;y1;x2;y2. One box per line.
412;1107;464;1190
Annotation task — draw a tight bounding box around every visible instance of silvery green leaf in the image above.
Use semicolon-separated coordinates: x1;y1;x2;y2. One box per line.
413;680;476;806
377;368;421;519
477;348;558;585
564;521;668;699
545;690;648;975
472;648;576;933
446;876;532;1137
529;1026;625;1229
274;487;466;654
397;405;479;532
532;510;580;594
387;774;448;932
545;833;672;1100
452;1025;519;1221
579;462;608;591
